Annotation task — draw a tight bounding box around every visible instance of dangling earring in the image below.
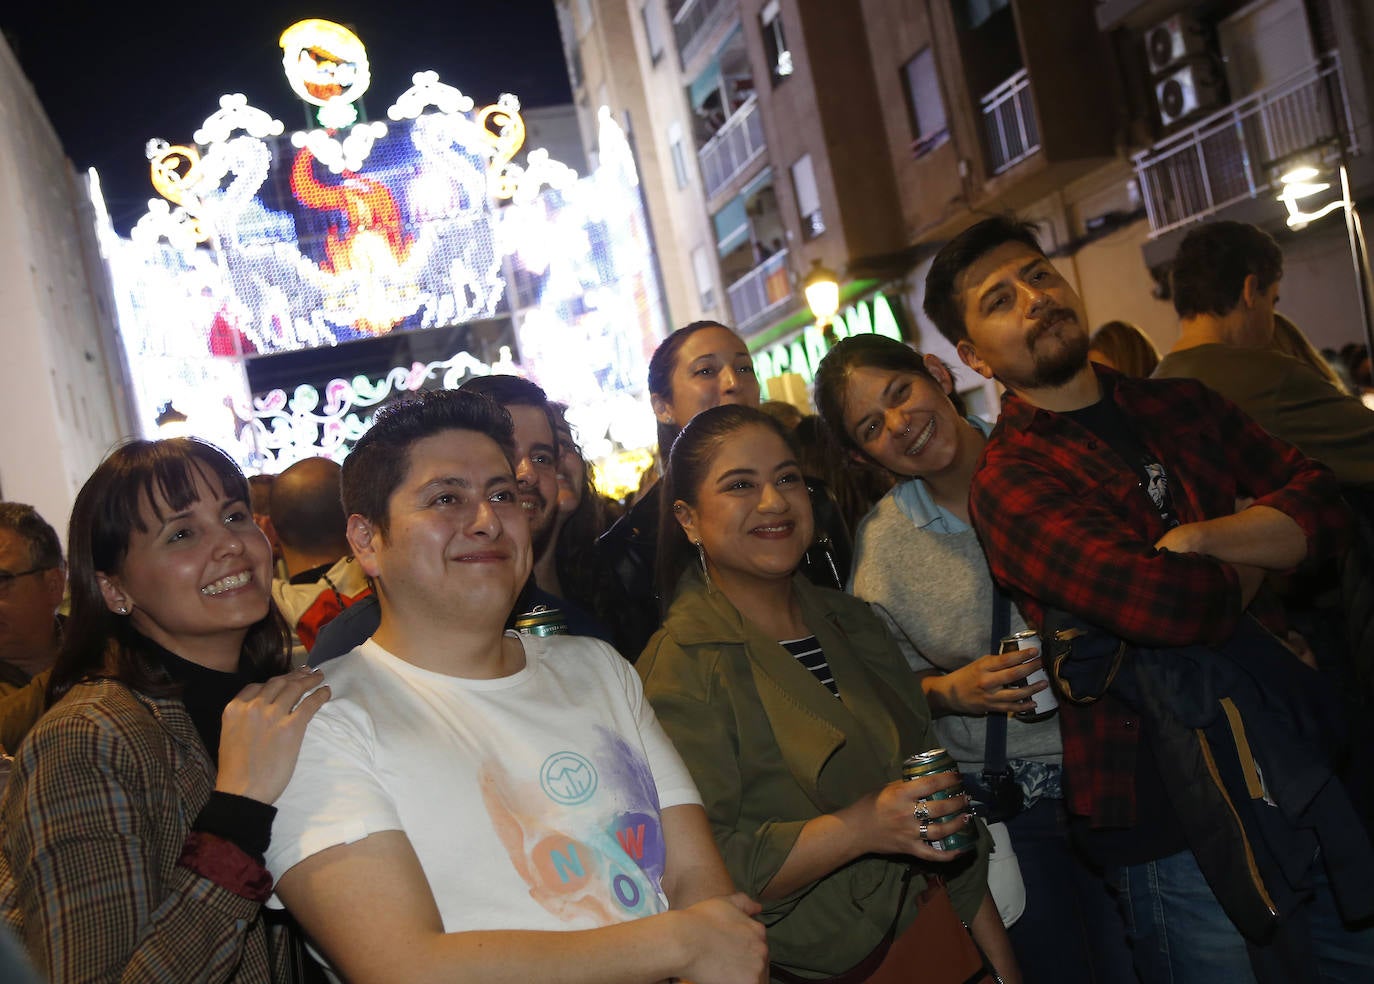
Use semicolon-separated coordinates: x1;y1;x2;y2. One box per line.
694;540;712;591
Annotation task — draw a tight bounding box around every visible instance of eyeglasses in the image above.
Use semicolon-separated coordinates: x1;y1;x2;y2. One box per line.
0;567;54;596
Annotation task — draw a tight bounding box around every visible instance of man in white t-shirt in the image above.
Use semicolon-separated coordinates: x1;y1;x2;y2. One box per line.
267;389;767;984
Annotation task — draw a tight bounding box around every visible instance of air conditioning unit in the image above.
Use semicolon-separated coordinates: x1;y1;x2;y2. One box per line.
1145;13;1209;75
1155;63;1224;128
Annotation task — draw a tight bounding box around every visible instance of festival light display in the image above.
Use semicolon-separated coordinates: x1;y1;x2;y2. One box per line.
98;19;667;485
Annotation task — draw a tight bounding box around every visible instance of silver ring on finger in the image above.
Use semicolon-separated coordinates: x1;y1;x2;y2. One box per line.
918;819;931;841
913;802;931;821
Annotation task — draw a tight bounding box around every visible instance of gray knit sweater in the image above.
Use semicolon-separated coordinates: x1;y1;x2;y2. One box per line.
849;490;1062;773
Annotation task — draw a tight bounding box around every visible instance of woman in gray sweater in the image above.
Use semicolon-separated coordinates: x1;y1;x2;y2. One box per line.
814;335;1133;984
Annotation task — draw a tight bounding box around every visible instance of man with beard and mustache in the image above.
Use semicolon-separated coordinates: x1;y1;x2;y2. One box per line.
308;377;610;666
923;216;1372;983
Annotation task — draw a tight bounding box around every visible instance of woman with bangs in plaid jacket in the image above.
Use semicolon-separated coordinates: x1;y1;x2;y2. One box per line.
0;438;330;983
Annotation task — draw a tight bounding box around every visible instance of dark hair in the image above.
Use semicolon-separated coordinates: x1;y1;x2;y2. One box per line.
655;405;801;605
247;474;274;516
793;415;894;536
1088;320;1160;378
269;457;348;556
0;502;63;571
813;334;968;457
548;401;608;614
49;439;291;704
647;320;734;455
342;389;516;535
924;216;1045;347
459;374;559;458
1170;221;1283;319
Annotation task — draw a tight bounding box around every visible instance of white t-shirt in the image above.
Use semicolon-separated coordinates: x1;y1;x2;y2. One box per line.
266;633;702;933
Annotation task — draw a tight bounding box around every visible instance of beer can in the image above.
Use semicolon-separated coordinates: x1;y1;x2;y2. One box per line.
514;605;568;637
1000;630;1058;722
901;748;978;852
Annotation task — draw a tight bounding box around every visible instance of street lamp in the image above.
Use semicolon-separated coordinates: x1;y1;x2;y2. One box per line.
1276;160;1374;378
803;259;840;321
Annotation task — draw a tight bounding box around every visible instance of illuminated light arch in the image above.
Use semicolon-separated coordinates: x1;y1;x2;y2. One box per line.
388;71;475;120
192;93;284;147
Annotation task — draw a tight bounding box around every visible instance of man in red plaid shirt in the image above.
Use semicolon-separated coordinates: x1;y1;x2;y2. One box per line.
923;216;1370;983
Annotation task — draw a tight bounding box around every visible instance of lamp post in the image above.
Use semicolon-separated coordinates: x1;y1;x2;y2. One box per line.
1277;161;1374;376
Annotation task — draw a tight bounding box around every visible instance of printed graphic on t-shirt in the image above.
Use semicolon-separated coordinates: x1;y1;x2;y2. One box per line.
481;726;669;927
1142;460;1178;528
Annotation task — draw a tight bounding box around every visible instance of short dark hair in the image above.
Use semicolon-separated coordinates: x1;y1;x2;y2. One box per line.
269;457;347;556
924;216;1045;346
51;438;291;704
656;404;799;605
813;334;967;456
0;502;63;571
342;390;516;535
1170;221;1283;319
459;374;558;453
647;321;737;454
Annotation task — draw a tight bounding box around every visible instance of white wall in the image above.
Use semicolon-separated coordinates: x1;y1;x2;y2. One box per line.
0;37;133;537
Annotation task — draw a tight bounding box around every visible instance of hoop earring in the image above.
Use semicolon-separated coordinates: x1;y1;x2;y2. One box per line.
694;539;712;591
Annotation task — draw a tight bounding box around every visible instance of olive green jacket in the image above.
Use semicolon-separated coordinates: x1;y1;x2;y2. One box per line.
638;572;989;978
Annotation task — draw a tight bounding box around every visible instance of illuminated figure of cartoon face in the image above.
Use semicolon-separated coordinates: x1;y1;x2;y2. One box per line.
280;19;371;123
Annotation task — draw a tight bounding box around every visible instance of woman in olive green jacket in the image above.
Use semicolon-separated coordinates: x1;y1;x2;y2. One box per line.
638;406;1016;982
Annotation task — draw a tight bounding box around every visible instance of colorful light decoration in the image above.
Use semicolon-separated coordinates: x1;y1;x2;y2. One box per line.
280;19;372;129
103;20;669;477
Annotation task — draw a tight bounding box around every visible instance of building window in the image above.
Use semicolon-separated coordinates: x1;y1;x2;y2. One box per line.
903;47;949;157
790;154;825;240
692;245;717;310
642;1;665;63
668;122;690;188
760;0;794;86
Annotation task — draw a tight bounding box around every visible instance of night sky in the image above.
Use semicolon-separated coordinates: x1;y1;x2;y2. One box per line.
2;3;572;234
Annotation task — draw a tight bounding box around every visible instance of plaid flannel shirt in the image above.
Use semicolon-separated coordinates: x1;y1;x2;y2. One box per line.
969;365;1348;827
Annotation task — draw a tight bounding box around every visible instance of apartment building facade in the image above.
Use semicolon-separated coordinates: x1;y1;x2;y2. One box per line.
557;0;1374;412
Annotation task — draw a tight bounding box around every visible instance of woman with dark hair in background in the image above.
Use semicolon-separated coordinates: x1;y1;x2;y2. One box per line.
536;402;611;619
813;335;1134;983
639;404;1016;983
0;438;329;982
596;321;852;660
1087;320;1160;378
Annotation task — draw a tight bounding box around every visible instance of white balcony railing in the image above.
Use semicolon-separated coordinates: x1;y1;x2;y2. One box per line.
698;97;767;200
673;0;735;67
981;68;1040;175
1133;53;1356;237
726;248;793;332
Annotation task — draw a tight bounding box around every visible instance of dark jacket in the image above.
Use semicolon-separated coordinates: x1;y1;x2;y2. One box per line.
1045;608;1374;943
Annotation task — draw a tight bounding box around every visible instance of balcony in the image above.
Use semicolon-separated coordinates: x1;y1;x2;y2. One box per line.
981;69;1040;175
673;0;736;68
1133;53;1355;238
726;248;793;332
699;97;767;200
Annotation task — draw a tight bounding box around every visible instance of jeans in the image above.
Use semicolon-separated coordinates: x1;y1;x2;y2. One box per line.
1108;849;1374;984
1003;799;1137;984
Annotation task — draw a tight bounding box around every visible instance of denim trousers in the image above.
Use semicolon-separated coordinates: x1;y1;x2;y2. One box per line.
1107;848;1374;984
1002;799;1137;984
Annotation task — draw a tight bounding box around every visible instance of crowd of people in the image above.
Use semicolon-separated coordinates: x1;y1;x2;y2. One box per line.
0;216;1371;983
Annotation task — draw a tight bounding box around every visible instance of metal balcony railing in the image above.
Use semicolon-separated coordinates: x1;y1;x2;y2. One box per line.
981;68;1040;175
726;248;793;332
1133;53;1356;237
698;97;767;200
673;0;735;67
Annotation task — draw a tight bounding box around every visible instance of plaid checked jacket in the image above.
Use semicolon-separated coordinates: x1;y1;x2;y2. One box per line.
0;679;274;983
969;366;1348;827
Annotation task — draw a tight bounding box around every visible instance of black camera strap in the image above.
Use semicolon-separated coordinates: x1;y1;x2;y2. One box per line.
985;586;1012;780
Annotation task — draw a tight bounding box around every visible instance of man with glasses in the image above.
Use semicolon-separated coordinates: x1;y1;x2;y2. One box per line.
0;504;66;752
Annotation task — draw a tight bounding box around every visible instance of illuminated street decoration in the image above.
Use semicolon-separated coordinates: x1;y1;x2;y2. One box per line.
280;19;371;129
102;21;668;473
